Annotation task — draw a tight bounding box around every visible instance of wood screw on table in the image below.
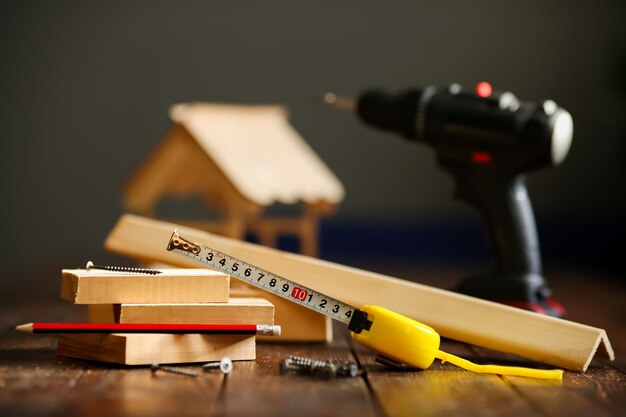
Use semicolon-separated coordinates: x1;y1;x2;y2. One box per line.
203;357;233;374
151;362;199;377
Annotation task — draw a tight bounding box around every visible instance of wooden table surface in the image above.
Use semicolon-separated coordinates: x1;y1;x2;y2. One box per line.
1;262;624;417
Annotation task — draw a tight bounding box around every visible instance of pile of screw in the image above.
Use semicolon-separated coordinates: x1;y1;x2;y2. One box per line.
280;355;361;379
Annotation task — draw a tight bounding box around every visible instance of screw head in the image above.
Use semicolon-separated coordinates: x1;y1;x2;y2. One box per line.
203;357;233;374
219;357;233;374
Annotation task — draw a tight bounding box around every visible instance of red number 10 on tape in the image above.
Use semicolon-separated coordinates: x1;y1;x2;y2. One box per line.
290;287;308;301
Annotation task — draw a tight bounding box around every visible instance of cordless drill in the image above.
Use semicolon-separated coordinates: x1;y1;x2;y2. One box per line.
323;82;573;316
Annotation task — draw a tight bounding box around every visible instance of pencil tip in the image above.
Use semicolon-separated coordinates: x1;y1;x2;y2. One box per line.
15;323;33;332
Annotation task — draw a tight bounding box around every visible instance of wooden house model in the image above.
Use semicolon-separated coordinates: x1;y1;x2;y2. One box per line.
123;102;345;256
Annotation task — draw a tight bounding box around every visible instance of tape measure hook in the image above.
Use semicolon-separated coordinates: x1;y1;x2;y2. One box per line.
167;230;201;255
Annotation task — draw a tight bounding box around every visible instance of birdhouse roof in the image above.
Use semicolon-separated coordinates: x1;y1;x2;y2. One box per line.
168;102;344;206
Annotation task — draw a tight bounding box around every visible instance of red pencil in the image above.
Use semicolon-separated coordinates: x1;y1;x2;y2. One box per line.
15;322;281;336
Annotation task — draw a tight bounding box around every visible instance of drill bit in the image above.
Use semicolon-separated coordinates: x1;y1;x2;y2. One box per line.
318;92;356;111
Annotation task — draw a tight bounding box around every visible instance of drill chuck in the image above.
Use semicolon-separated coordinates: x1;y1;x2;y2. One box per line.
356;84;573;172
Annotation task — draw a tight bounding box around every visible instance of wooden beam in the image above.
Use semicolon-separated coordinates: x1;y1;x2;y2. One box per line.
104;214;614;371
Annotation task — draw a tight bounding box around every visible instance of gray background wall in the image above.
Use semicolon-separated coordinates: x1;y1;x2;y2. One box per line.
1;1;624;279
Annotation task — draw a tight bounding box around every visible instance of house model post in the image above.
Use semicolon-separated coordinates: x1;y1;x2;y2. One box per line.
123;103;345;257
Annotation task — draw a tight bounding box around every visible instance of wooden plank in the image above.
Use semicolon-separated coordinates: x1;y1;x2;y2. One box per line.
578;366;626;414
49;364;223;417
58;333;256;365
502;370;626;417
88;297;274;325
61;268;229;304
104;214;614;371
0;331;85;417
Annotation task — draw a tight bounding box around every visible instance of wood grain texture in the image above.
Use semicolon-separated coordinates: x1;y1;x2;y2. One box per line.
88;297;274;325
104;214;614;371
61;268;230;304
502;372;625;417
57;333;256;365
49;365;224;417
468;338;626;417
218;328;379;417
353;340;536;417
0;332;84;417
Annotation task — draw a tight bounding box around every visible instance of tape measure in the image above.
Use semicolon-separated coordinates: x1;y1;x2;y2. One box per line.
166;230;563;380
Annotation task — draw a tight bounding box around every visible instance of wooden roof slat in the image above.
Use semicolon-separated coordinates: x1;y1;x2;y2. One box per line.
169;103;345;206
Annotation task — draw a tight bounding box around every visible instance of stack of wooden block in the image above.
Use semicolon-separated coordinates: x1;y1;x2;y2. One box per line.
57;268;274;365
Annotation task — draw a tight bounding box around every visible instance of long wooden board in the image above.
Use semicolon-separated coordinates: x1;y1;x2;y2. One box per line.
104;214;614;371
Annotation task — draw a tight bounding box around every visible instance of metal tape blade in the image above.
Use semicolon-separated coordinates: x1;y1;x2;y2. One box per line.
166;230;356;325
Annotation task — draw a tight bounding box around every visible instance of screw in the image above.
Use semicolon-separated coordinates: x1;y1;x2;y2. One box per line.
203;357;233;374
311;362;337;379
280;355;361;378
86;261;161;275
280;355;322;374
280;356;310;374
337;363;362;378
280;356;335;378
151;362;198;377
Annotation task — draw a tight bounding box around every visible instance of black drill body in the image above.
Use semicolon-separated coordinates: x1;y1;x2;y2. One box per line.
355;84;573;314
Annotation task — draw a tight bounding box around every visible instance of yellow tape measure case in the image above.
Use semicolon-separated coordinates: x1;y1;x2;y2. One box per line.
350;305;440;369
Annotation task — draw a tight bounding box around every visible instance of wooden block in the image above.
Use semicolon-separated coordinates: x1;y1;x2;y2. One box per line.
57;333;255;365
104;214;615;371
88;304;119;323
88;297;274;325
61;268;229;304
230;285;332;342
